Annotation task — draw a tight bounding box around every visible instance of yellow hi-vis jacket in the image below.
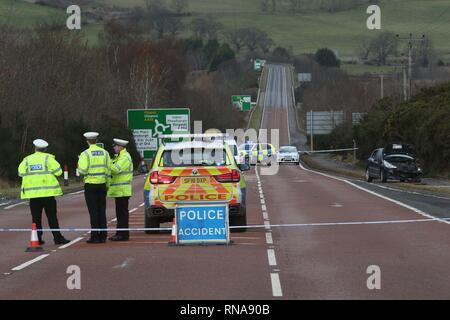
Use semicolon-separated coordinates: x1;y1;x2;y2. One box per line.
77;144;111;184
18;152;63;199
107;149;133;198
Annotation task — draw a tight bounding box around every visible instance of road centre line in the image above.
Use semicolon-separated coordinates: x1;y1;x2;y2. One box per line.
270;273;283;297
267;249;277;266
266;233;273;244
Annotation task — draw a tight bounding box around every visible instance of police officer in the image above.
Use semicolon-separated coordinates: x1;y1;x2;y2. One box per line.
78;132;111;244
107;139;133;241
18;139;70;245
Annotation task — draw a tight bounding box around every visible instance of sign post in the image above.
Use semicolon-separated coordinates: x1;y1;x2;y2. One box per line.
176;204;230;245
127;108;190;160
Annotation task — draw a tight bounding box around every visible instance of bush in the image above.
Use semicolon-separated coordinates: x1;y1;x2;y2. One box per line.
315;48;340;67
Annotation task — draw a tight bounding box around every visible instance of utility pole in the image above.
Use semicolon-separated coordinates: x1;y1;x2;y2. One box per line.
396;33;426;100
402;59;408;101
380;74;384;99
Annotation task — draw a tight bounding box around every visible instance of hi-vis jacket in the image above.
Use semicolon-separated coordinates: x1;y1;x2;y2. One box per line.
77;144;111;184
18;152;63;199
107;149;133;198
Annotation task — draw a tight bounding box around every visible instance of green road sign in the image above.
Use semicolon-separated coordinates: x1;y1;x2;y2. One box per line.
254;59;266;72
127;108;190;159
231;95;252;111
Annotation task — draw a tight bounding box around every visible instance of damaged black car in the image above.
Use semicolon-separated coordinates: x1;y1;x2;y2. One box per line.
365;144;422;183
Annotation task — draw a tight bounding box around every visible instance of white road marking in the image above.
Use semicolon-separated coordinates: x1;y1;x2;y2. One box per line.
267;249;277;266
270;273;283;297
130;208;138;213
58;237;84;249
68;190;84;195
12;254;50;271
265;233;273;244
139;203;145;207
262;211;269;220
261;198;265;205
299;163;450;225
113;258;134;269
4;202;27;210
359;181;450;201
264;221;271;230
0;201;12;207
261;205;267;211
330;203;343;208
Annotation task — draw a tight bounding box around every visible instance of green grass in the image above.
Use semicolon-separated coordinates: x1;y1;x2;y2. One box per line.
0;0;64;27
101;0;450;58
4;0;450;60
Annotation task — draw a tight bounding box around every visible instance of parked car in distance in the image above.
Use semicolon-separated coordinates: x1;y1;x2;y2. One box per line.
366;144;422;183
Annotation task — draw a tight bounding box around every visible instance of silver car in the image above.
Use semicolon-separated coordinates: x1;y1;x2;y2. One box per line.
277;146;299;164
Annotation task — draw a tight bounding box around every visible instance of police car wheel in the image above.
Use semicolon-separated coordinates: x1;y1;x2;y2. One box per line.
230;208;247;233
145;216;160;234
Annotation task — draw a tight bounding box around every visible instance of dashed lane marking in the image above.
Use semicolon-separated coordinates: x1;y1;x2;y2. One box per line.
270;273;283;297
58;237;84;249
11;254;50;271
265;233;273;245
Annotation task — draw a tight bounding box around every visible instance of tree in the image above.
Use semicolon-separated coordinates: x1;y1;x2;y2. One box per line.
272;47;291;62
242;27;272;53
358;36;373;61
209;44;235;72
315;48;340;67
289;0;301;13
224;29;247;53
261;0;269;12
413;36;434;68
171;0;189;14
371;31;398;66
191;17;223;40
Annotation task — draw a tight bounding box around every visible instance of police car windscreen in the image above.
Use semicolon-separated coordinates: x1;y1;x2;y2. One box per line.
162;148;228;167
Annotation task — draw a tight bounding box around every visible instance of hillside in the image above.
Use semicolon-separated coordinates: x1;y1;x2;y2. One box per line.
2;0;450;66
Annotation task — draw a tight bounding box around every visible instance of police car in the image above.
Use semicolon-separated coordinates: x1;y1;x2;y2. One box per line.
238;143;276;165
143;134;250;233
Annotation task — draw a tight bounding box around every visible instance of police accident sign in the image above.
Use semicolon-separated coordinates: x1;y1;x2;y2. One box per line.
176;204;229;245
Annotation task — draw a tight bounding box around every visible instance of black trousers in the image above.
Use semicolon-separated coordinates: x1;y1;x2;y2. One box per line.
29;197;64;241
115;197;130;238
84;183;107;240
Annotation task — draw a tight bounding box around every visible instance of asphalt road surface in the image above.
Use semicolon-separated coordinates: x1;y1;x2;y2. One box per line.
0;63;449;299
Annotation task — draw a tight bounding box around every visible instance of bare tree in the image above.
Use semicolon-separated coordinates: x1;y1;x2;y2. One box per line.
289;0;301;13
224;29;247;53
171;0;189;14
242;28;272;53
358;36;373;61
371;31;398;65
191;17;223;40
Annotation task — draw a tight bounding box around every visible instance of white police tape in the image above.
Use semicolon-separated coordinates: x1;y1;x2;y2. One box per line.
1;217;449;232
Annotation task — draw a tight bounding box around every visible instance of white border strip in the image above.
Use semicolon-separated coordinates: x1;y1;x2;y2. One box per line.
299;163;450;225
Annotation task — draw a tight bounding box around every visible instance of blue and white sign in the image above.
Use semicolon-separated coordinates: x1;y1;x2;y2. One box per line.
176;204;229;245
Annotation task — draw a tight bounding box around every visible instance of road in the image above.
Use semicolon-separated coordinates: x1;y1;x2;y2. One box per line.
1;63;449;299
